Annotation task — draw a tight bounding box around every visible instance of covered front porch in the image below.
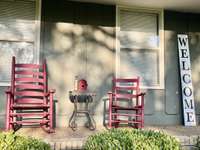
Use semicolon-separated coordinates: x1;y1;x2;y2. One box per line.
1;0;200;149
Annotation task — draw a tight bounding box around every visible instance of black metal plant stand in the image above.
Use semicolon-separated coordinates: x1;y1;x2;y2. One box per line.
68;91;96;131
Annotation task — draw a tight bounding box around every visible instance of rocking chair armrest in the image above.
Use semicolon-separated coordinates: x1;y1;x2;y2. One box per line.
49;89;56;93
136;92;145;106
137;92;146;97
108;91;116;96
5;87;12;95
45;89;56;96
108;91;113;95
108;91;115;97
5;90;12;94
108;91;114;106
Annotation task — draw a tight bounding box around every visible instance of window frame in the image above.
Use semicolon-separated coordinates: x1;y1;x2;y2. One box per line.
0;0;41;86
116;5;164;89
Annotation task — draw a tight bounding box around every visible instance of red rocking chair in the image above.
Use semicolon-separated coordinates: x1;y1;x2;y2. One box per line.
5;56;55;133
108;77;145;128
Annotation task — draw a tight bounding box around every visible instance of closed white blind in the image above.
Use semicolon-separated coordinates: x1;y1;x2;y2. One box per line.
0;0;36;83
118;9;160;87
119;10;158;49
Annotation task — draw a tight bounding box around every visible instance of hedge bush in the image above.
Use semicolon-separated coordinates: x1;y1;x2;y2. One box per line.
84;128;180;150
0;131;51;150
195;136;200;149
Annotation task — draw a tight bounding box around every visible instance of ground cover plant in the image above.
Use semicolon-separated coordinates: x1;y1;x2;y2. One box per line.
0;131;51;150
84;128;180;150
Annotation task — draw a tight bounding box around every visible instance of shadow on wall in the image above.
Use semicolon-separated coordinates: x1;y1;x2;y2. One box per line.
41;0;116;126
41;0;161;127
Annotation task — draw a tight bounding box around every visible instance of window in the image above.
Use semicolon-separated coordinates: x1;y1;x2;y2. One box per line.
0;0;41;85
116;6;164;89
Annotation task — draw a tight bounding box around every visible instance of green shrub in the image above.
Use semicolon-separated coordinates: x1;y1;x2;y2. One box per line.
84;128;180;150
0;131;51;150
195;136;200;149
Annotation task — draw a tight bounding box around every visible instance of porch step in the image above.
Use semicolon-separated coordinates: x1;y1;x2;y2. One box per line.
48;139;84;150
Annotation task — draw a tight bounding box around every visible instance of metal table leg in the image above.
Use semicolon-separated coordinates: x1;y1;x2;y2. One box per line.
85;99;96;130
69;97;78;130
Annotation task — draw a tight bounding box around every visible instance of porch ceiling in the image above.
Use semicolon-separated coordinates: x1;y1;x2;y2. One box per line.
71;0;200;13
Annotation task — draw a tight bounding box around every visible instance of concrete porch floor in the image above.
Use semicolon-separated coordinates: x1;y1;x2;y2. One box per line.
16;126;200;150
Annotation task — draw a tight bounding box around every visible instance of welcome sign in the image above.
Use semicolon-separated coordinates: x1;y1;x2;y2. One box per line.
177;34;196;126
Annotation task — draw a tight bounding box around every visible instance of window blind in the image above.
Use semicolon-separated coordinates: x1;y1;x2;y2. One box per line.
119;10;158;49
118;9;160;87
0;0;36;83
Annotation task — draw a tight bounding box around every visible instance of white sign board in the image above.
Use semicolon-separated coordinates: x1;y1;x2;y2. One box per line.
177;34;196;126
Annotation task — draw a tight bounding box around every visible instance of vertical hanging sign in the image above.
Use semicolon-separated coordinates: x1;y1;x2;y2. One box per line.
177;34;196;126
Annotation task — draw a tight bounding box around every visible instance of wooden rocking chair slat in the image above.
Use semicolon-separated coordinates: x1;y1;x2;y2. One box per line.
15;84;44;90
14;91;45;97
114;86;138;90
15;64;41;69
15;70;44;76
11;120;49;124
15;98;44;104
12;104;49;109
111;120;142;124
15;77;44;83
113;78;139;82
115;93;138;99
112;113;142;117
112;105;142;110
10;112;49;117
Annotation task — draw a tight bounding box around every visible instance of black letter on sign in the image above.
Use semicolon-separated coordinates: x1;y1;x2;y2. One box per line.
183;87;192;97
181;61;190;70
178;37;187;47
181;49;189;58
184;99;194;109
183;74;191;84
186;112;194;122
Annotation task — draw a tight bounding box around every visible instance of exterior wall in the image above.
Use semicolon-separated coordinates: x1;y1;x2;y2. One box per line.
41;0;116;126
41;0;180;126
164;10;200;124
190;14;200;120
40;2;200;126
146;11;200;125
